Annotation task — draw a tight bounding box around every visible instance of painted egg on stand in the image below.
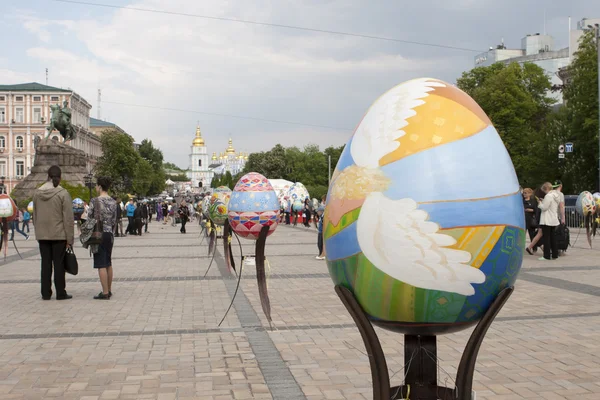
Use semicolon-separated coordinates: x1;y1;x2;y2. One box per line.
288;182;309;202
201;196;211;217
578;191;597;216
0;195;18;220
324;78;525;336
208;188;231;226
27;201;34;213
228;172;280;240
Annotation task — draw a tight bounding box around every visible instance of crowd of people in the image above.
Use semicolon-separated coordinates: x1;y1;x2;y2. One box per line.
523;180;568;261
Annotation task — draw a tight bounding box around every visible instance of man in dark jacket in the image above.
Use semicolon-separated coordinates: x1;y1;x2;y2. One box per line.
141;202;149;233
178;200;189;234
133;202;143;236
33;165;75;300
114;197;124;237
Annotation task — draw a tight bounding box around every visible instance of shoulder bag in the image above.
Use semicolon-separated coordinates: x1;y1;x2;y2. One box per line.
64;245;79;275
81;198;104;246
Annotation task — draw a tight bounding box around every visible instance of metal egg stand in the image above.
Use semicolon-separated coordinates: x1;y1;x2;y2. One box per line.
335;285;513;400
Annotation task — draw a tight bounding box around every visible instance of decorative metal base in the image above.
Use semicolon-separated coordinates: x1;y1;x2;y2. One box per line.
335;285;513;400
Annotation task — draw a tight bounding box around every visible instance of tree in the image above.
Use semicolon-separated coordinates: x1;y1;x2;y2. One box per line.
562;30;600;192
457;62;556;188
138;139;166;194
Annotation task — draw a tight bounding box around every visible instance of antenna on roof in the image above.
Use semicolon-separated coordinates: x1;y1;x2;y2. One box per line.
45;68;48;85
97;89;102;119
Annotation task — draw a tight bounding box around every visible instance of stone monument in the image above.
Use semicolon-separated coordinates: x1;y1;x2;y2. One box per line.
11;100;87;203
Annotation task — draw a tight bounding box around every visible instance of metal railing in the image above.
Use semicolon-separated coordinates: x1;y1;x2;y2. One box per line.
565;206;584;228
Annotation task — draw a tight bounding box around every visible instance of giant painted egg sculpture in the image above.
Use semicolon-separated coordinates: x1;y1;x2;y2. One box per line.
324;78;525;335
208;187;232;226
27;201;34;214
576;191;596;216
287;182;309;203
228;173;280;239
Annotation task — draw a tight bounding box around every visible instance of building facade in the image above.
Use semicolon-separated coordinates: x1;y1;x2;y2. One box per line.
210;138;248;176
0;83;101;192
187;126;214;188
473;18;600;103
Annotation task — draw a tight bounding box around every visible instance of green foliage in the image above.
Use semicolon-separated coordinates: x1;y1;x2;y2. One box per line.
61;180;92;203
239;143;344;196
561;31;600;192
96;129;169;197
457;62;556;188
163;162;184;171
138;139;166;195
170;173;190;182
16;197;32;210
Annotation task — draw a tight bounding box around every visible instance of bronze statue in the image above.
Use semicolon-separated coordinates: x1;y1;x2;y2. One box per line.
47;100;76;142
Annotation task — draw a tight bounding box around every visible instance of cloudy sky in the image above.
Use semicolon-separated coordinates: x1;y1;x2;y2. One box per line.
2;0;600;168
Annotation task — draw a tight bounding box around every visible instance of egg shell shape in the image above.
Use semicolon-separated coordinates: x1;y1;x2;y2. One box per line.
576;191;596;217
287;182;310;203
27;201;34;213
0;195;18;220
228;172;280;240
292;199;303;212
324;78;525;336
209;199;229;225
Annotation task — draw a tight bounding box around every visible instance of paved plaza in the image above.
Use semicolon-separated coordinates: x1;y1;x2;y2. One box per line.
0;221;600;399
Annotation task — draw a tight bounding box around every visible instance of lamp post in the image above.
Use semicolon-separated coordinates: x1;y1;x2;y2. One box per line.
84;172;94;201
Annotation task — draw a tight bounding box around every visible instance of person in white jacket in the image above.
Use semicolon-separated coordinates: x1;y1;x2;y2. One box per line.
538;182;561;260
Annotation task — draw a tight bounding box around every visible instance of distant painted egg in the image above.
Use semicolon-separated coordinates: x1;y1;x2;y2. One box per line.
576;191;596;216
287;182;309;202
0;195;18;220
292;199;303;212
27;201;33;213
324;78;524;336
592;192;600;210
201;197;211;217
228;172;280;240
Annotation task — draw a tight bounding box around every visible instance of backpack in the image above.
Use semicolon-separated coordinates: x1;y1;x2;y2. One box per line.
555;224;570;251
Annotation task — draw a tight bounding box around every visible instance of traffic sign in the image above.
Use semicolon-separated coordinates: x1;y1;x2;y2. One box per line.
558;144;565;153
565;142;574;153
558;153;565;159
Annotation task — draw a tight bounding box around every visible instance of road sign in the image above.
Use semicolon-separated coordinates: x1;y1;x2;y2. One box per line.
565;142;574;153
558;144;565;153
558;153;565;159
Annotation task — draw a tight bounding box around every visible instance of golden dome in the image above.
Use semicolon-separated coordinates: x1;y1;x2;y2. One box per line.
192;125;205;147
211;152;217;161
225;138;236;154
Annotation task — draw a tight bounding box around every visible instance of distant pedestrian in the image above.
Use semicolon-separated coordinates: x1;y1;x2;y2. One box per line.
125;199;135;235
87;177;117;300
114;197;124;237
316;195;326;260
141;202;149;233
133;202;143;236
33;165;74;300
179;200;189;233
10;209;29;241
538;182;561;261
22;208;31;233
157;201;164;222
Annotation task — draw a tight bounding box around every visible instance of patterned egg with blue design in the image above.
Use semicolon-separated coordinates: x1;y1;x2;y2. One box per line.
228;173;280;240
324;78;525;336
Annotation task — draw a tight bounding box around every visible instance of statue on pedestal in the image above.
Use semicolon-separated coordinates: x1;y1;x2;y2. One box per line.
47;100;76;142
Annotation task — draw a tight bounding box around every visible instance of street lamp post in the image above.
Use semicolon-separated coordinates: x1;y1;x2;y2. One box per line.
84;173;94;201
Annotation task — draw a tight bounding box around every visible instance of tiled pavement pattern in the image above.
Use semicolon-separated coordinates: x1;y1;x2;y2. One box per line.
0;222;600;399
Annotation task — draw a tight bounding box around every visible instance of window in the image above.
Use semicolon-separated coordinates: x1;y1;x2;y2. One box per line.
0;161;5;177
50;96;59;102
15;107;24;123
16;136;23;148
0;137;5;148
33;107;42;123
0;107;4;123
15;96;23;102
198;159;202;167
33;96;41;102
15;161;24;177
0;96;5;101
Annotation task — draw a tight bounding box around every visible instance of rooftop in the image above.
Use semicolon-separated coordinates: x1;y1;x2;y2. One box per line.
89;117;117;128
0;82;71;93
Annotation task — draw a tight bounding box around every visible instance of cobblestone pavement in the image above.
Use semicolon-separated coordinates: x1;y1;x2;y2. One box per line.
0;221;599;399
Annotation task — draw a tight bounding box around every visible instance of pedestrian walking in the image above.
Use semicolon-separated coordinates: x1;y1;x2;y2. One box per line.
22;208;31;233
125;199;135;235
10;209;29;240
114;197;124;237
86;177;117;300
33;165;74;300
141;202;149;233
179;200;189;233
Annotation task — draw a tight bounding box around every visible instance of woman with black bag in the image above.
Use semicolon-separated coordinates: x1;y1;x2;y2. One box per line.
85;177;117;300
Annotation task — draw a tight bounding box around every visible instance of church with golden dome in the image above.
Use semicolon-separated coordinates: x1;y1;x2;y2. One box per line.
187;125;248;188
187;125;214;188
209;138;248;177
